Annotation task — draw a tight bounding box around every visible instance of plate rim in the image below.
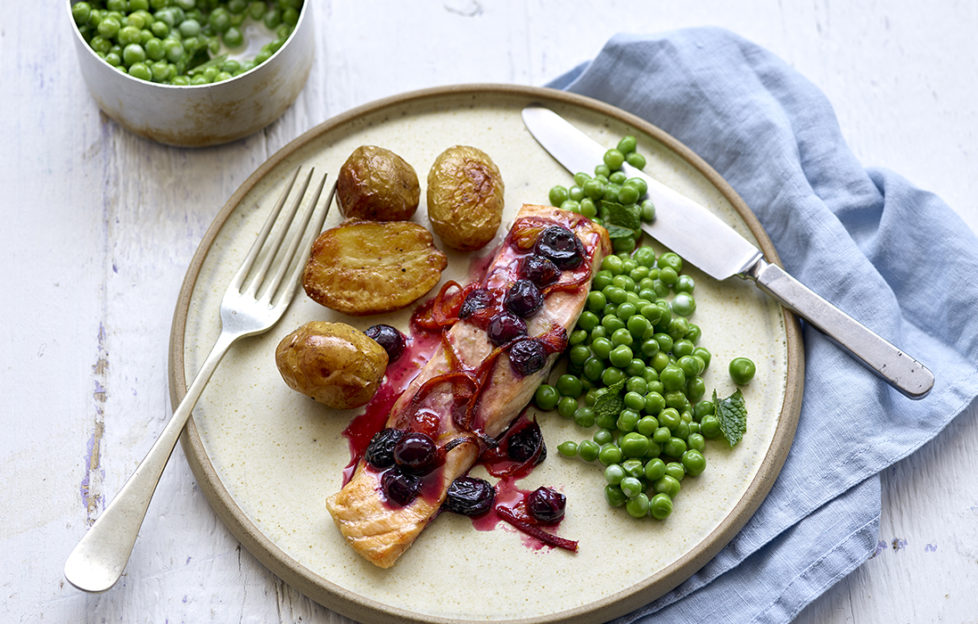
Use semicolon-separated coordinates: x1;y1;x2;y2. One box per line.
167;83;804;624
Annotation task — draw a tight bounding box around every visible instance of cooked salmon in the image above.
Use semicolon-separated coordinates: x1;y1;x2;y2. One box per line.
326;204;611;568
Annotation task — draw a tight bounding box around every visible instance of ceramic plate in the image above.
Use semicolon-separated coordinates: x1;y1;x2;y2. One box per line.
168;85;803;624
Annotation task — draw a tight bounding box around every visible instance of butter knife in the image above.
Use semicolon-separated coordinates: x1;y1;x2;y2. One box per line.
522;106;933;399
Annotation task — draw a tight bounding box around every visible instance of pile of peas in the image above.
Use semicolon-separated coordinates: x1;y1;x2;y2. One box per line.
533;138;752;521
547;135;655;255
71;0;302;85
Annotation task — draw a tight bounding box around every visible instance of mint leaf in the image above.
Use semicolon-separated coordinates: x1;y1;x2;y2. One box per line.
601;201;642;232
605;224;635;239
593;380;625;424
714;389;747;447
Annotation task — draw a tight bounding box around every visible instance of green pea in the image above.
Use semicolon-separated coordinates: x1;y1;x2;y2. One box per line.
248;1;266;19
618;184;640;204
582;357;604;382
590;337;612;360
601;367;625;387
677;355;701;377
620;432;650;458
604;464;626;485
682;449;706;476
573;406;596;428
671;293;696;317
73;2;93;24
128;61;152;80
640;198;656;221
557;396;578;419
569;330;588;347
90;35;112;54
668;317;689;341
616;409;640;432
580;198;598;218
643;391;665;415
601;315;626;333
557;441;578;458
664;391;690;413
533;384;559;411
577;310;600;332
686;377;706;401
560;199;581;213
605;485;627;507
598;444;623;466
555;374;583;398
665;461;686;482
626;493;650;518
693;399;715;420
625;376;648;395
729;357;757;385
652;426;672;445
605;286;628;305
549;185;569;206
617;135;637;154
692;347;712;369
622;391;645;412
619;476;643;498
659;266;678;286
609;345;634;369
650;492;672;519
651;351;671;372
567;440;596;464
643;457;666;482
658;408;681;432
635;416;658;437
625;177;648;196
658;252;683;272
659;365;686;393
145;37;165;60
654;474;681;498
568;345;591;367
612;236;636;254
687;433;706;451
593;428;614;445
700;414;722;439
603;149;626;171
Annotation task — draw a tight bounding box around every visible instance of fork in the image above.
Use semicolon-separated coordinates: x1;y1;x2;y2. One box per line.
64;167;334;593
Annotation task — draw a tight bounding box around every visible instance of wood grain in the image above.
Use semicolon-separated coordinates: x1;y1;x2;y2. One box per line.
2;2;976;623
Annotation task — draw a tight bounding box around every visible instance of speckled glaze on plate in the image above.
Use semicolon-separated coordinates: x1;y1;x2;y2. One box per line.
168;85;803;624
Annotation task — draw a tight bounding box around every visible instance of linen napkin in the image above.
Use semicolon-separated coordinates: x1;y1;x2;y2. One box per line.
549;29;978;623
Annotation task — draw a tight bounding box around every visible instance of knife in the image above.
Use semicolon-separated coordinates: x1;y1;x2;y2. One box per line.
522;106;934;399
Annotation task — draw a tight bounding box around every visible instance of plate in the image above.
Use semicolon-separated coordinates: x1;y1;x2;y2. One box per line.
168;85;803;624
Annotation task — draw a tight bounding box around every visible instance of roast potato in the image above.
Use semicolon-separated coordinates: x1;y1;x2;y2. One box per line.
302;220;448;315
275;321;388;409
426;145;504;250
337;145;421;221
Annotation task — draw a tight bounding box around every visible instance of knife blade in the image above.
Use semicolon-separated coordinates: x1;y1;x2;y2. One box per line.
522;106;934;399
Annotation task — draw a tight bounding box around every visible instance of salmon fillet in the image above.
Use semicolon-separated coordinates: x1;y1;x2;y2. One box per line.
326;204;611;568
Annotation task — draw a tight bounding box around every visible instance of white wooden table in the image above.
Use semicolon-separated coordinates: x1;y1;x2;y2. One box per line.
4;2;976;622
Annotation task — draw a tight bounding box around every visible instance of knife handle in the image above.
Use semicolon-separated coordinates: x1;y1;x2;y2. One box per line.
746;258;934;398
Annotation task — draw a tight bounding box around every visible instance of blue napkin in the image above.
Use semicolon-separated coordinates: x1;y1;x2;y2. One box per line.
549;29;978;623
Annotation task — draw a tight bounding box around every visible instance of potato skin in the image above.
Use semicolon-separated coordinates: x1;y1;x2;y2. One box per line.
275;321;388;409
426;145;504;250
302;220;448;315
337;145;420;221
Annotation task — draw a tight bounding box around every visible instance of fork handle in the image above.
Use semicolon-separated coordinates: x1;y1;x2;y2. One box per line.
64;330;238;593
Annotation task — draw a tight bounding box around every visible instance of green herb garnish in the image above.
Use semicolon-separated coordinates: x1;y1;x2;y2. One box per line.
713;389;747;447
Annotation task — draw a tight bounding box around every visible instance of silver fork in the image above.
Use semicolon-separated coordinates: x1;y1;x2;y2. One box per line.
64;167;334;593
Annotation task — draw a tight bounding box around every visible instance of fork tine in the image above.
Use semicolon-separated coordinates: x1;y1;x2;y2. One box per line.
270;177;336;309
228;167;305;293
260;171;331;304
240;167;314;298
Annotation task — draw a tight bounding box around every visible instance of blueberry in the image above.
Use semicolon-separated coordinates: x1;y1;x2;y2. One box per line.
534;225;584;269
365;324;406;362
381;468;421;507
443;476;495;516
504;279;543;318
486;311;527;346
518;254;561;287
364;428;404;469
507;421;546;463
393;431;440;475
508;338;548;376
526;486;566;524
459;288;493;319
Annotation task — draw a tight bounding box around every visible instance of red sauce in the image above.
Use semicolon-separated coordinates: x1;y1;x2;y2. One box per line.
340;329;441;485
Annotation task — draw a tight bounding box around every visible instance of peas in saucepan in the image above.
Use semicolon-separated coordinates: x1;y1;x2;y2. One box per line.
72;0;305;85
